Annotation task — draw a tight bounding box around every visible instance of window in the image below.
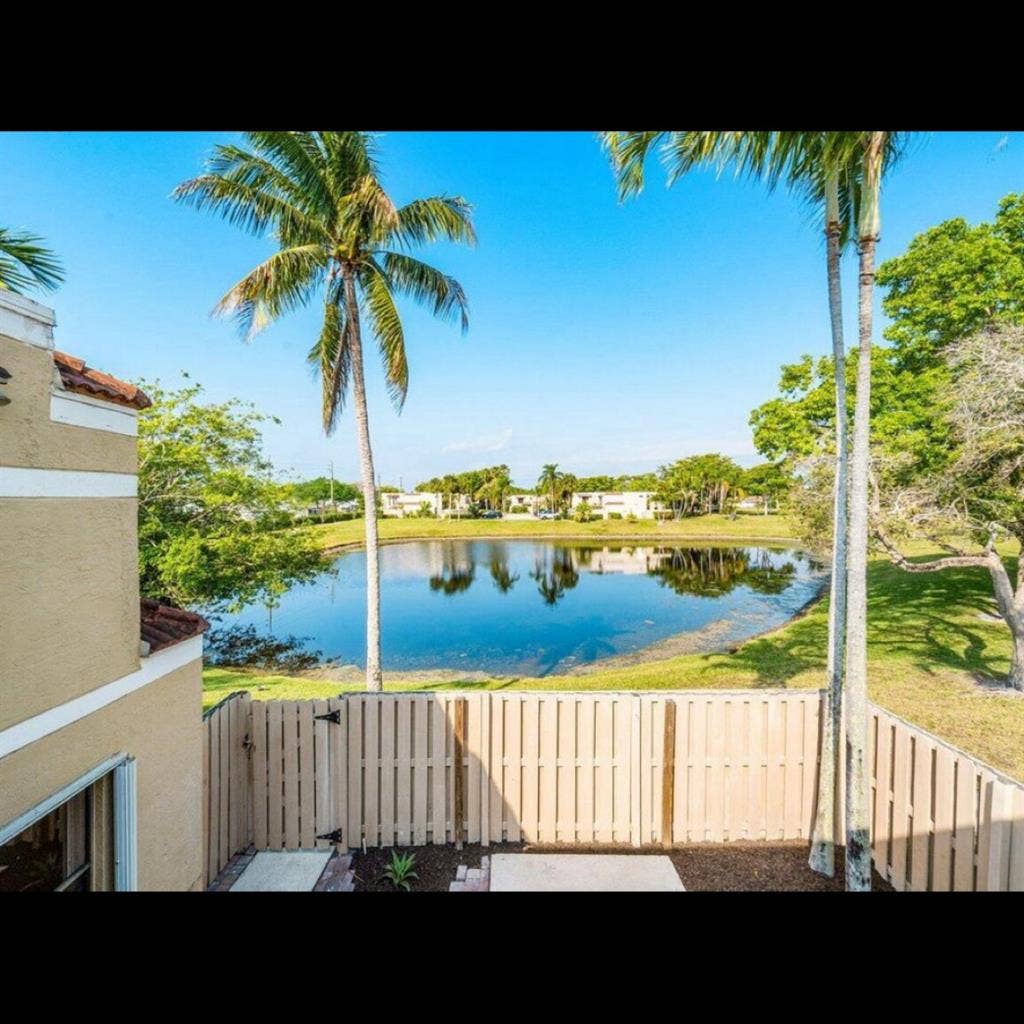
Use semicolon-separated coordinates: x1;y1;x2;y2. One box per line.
0;756;136;892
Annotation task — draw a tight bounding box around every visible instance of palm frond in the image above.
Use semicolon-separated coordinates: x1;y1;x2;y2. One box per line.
242;132;334;221
392;196;477;249
307;284;351;434
213;244;327;339
0;228;65;293
172;171;325;244
361;263;408;410
600;131;665;199
381;251;469;333
337;174;399;246
318;131;377;194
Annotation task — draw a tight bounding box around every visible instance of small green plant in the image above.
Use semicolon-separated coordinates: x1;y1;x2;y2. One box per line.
607;511;623;520
625;513;638;523
382;850;419;891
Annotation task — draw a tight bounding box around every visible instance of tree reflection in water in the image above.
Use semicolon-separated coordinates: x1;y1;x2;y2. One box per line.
649;546;796;597
426;542;804;604
487;543;519;593
530;547;581;605
428;542;476;596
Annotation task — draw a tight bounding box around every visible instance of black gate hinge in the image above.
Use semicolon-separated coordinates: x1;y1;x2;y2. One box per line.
315;709;341;724
316;828;345;844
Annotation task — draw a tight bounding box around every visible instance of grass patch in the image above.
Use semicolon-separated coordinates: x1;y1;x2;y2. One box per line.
307;512;799;550
203;531;1024;781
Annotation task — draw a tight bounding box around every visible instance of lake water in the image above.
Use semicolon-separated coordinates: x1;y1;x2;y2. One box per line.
218;540;826;676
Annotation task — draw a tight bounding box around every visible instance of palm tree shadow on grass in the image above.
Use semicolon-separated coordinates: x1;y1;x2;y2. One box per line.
706;558;1014;688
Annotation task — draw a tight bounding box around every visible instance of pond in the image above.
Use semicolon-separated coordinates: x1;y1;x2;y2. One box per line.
217;540;826;677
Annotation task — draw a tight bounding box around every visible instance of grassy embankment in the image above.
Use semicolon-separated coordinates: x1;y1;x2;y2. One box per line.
203;514;1024;779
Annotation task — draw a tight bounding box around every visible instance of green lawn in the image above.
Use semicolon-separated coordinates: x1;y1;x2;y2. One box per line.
204;518;1024;780
308;512;799;549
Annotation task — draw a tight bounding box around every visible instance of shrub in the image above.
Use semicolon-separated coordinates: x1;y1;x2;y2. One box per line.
509;504;528;514
382;850;419;891
607;512;622;520
625;513;638;523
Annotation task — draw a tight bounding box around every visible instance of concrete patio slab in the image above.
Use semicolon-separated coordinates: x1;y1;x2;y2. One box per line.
230;851;332;892
489;853;685;892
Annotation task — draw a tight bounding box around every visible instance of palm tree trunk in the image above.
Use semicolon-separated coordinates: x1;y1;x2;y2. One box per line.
845;134;884;890
809;170;849;877
343;269;383;692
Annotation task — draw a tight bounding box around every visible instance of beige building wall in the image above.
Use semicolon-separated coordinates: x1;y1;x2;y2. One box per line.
0;661;205;891
0;498;139;729
1;291;204;891
0;335;137;473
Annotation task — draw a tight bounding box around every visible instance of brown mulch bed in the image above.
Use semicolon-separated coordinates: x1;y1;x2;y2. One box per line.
351;843;514;892
350;840;892;892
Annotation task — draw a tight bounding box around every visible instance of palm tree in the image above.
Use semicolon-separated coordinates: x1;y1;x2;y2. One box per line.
174;131;475;691
822;131;905;889
538;463;560;512
600;130;887;886
0;228;64;293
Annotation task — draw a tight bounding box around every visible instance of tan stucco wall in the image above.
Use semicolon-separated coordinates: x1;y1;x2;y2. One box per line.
0;659;204;891
0;336;137;473
0;497;139;730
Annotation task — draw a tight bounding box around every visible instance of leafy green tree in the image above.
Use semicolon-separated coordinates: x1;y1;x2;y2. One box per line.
286;476;360;507
175;132;474;691
873;324;1024;690
0;227;64;293
740;463;793;513
656;454;744;517
877;193;1024;371
137;379;326;613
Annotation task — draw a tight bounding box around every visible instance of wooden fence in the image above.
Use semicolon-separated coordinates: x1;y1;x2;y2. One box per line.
868;705;1024;892
201;689;1024;891
202;692;253;883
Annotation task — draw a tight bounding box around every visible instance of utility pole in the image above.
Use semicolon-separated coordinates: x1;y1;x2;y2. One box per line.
329;460;334;507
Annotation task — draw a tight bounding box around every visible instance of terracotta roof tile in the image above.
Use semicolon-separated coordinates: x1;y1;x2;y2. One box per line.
53;350;152;410
140;598;209;655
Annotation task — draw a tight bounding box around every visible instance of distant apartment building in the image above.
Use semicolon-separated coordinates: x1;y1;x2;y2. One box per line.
571;491;665;519
381;491;472;517
507;493;541;512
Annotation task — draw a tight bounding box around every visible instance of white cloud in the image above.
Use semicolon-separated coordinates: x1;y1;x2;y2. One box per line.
442;427;514;455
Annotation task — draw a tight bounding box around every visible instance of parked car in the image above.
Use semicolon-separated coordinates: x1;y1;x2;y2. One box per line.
480;509;502;519
535;510;559;520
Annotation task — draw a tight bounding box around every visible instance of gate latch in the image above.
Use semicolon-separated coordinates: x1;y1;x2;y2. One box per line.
316;828;345;845
314;709;341;724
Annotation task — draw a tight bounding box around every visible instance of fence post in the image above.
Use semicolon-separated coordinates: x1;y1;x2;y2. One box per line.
453;699;467;851
661;700;677;849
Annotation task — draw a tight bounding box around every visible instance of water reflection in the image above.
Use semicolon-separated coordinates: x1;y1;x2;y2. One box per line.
426;543;808;605
428;541;476;595
487;543;519;593
529;548;581;605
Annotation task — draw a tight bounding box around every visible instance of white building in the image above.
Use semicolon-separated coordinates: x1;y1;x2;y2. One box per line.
507;493;541;512
381;491;471;517
570;491;664;520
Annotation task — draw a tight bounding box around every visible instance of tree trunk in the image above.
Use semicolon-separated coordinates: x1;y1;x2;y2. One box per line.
810;178;849;878
1010;626;1024;691
343;269;383;692
844;136;883;891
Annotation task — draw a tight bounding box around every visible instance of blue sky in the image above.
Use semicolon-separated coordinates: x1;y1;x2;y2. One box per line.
2;131;1020;488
